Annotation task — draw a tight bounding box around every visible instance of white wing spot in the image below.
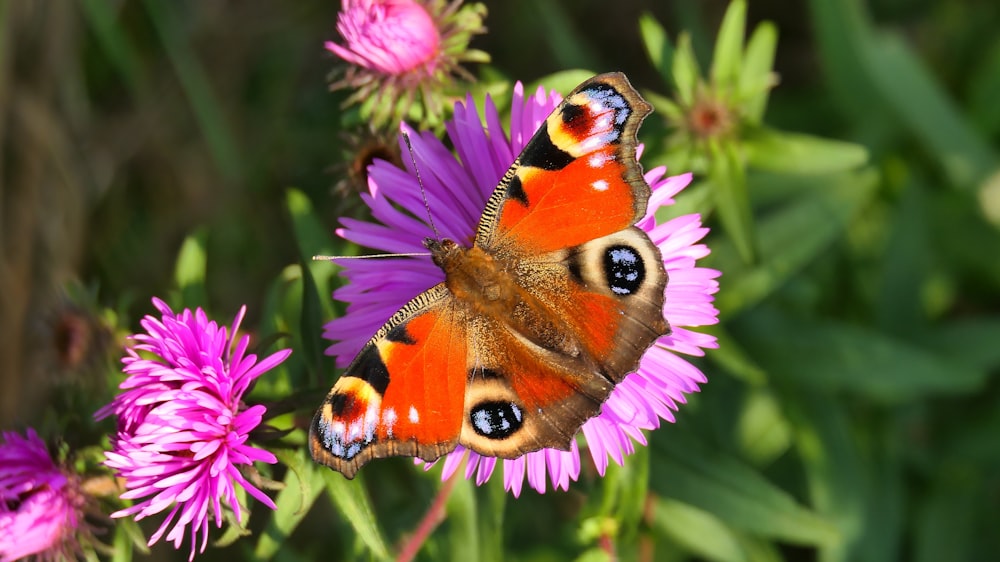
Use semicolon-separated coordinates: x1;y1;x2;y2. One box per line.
409;406;419;424
592;179;609;191
588;153;611;168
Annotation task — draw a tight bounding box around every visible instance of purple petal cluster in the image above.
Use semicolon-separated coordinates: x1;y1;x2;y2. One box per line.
97;298;291;559
324;80;720;495
0;429;82;562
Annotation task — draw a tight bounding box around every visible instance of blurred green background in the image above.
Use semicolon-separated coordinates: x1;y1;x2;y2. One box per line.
2;0;999;560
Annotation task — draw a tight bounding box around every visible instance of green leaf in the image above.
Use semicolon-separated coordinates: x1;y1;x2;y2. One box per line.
447;477;479;562
639;13;675;88
808;0;997;190
736;389;791;467
864;32;997;190
782;392;864;562
142;0;242;182
650;497;747;562
743;127;869;174
474;476;507;562
709;138;756;263
739;21;778;123
110;518;137;562
710;168;879;316
650;427;840;546
874;178;929;335
735;309;990;401
784;393;905;562
710;0;747;90
914;476;978;562
320;470;392;560
705;325;769;386
918;316;1000;372
672;32;701;107
967;37;1000;135
286;188;336;264
528;69;600;98
254;449;324;560
173;230;208;309
299;259;323;382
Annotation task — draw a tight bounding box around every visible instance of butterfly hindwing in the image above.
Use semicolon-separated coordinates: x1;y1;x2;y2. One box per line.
310;284;468;478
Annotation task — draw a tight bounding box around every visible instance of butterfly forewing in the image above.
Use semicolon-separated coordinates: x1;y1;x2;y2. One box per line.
310;285;468;478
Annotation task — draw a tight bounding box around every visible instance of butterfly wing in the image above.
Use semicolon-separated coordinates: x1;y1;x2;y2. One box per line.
310;284;469;478
458;72;670;458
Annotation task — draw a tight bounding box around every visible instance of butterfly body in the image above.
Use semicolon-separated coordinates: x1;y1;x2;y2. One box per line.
312;73;670;478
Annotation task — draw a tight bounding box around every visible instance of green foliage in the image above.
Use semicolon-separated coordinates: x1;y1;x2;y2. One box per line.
7;0;1000;560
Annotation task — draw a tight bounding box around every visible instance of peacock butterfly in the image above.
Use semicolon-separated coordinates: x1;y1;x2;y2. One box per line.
310;72;670;478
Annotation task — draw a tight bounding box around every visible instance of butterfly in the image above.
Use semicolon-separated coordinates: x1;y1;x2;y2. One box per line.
310;72;669;478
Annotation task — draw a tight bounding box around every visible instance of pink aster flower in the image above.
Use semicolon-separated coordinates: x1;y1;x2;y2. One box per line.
325;0;489;128
323;80;720;496
0;429;84;562
97;298;291;560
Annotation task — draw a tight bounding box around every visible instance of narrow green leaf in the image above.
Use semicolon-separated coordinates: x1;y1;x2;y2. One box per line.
709;138;756;263
320;470;392;560
782;392;865;562
736;389;791;467
535;1;600;70
918;316;1000;372
874;179;929;335
650;428;840;546
743;127;869;174
528;69;599;98
739;21;778;123
639;13;675;88
142;0;242;182
299;260;323;384
474;476;507;562
446;477;479;562
650;497;747;562
863;32;997;190
111;519;136;562
286;188;337;263
79;0;143;96
914;477;978;562
735;309;989;401
967;37;1000;135
710;0;747;89
254;449;324;560
710;168;879;316
173;230;208;309
704;325;769;386
672;33;701;107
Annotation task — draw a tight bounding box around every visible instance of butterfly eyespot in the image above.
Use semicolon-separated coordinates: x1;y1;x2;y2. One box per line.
603;244;645;296
470;401;524;439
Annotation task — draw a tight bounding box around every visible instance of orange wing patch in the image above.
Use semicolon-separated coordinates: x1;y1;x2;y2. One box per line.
310;287;468;478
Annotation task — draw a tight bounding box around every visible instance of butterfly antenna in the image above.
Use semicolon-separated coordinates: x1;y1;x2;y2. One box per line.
402;130;442;240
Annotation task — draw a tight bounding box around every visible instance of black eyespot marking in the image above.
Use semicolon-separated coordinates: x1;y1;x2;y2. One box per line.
352;346;390;395
385;323;416;345
519;126;574;171
603;244;645;296
470;401;524;439
506;175;528;206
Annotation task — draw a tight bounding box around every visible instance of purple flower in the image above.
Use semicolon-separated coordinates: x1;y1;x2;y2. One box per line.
323;80;720;496
325;0;489;128
326;0;441;75
0;429;83;562
97;298;291;560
